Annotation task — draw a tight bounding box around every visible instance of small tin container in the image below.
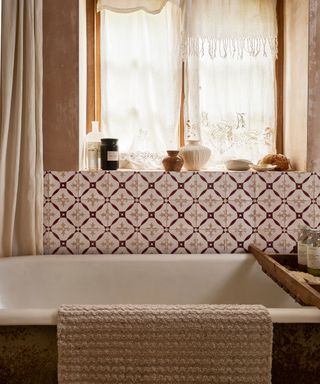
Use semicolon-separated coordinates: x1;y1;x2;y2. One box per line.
100;138;119;170
307;229;320;276
297;226;312;272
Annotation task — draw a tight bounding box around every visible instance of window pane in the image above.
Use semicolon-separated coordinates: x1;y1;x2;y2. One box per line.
186;48;276;165
100;3;181;168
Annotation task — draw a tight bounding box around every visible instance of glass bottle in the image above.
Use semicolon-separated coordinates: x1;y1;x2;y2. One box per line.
87;147;99;171
297;226;312;272
86;121;104;170
307;230;320;276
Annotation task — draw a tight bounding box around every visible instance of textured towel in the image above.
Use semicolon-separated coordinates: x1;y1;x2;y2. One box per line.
58;304;273;384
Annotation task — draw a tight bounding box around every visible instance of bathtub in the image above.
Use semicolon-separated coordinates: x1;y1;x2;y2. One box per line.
0;253;319;325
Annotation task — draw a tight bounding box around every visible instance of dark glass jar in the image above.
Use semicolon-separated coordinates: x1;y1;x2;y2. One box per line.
100;138;119;170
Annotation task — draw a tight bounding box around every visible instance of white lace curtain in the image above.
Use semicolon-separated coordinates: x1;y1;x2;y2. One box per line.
182;0;277;58
97;0;278;168
184;0;278;165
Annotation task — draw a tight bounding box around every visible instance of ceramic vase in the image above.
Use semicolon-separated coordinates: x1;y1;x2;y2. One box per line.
179;140;211;171
162;150;184;172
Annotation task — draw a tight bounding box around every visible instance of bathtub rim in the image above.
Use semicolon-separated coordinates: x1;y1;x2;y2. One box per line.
0;307;319;325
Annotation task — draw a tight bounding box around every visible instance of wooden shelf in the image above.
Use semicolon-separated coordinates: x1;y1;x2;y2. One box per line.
249;245;320;310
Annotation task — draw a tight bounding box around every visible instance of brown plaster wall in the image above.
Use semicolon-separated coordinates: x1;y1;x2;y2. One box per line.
283;0;309;171
43;0;79;171
308;0;320;171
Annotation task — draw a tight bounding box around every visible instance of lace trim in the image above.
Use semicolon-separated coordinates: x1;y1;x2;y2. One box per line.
119;151;165;170
186;112;275;163
182;37;278;59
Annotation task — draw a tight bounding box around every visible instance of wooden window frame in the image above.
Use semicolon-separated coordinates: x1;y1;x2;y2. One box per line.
276;0;284;154
87;0;284;152
86;0;101;133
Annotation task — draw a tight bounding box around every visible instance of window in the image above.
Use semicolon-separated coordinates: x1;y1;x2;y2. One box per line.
85;0;280;169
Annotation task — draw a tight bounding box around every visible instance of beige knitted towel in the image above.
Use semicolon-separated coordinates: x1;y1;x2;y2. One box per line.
58;304;273;384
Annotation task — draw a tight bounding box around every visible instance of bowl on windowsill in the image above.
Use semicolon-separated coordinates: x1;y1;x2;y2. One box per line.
225;159;252;171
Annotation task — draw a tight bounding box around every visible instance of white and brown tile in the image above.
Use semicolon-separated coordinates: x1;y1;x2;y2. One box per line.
43;171;320;255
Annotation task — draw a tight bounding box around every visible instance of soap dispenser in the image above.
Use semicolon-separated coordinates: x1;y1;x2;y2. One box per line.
86;121;104;170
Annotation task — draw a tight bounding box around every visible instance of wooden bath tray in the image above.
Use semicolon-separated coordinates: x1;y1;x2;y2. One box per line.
249;245;320;310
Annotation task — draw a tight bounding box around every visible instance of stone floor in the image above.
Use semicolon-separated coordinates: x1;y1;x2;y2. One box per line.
0;324;319;383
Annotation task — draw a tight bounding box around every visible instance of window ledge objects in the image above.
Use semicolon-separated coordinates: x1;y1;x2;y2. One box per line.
44;171;320;255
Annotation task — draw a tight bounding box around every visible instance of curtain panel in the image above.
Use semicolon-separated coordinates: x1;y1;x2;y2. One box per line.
182;0;278;59
97;0;182;14
0;0;43;257
97;0;170;14
184;0;278;165
100;1;182;169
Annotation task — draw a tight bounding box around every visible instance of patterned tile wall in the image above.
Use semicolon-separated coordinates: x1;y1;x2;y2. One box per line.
43;171;320;255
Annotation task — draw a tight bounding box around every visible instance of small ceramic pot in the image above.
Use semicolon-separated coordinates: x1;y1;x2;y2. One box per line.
179;140;211;171
162;150;184;172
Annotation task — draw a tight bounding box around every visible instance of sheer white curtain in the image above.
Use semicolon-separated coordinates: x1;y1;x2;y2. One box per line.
0;0;43;257
184;0;278;165
97;0;169;14
100;1;181;169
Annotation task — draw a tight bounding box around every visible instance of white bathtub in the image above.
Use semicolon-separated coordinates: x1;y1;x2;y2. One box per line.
0;253;319;325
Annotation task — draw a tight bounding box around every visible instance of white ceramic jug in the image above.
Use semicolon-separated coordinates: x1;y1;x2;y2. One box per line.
179;140;211;171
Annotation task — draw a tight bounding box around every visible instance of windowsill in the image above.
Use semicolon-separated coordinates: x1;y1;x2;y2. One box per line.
77;168;304;173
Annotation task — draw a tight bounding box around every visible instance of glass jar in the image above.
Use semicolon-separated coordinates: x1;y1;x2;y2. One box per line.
297;226;312;271
307;230;320;276
100;138;119;170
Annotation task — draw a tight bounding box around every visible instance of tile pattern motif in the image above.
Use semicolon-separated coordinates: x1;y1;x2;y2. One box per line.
43;171;320;255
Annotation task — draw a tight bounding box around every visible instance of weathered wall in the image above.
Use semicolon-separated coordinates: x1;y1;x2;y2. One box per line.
308;0;320;171
43;0;79;171
283;0;309;171
0;324;319;384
